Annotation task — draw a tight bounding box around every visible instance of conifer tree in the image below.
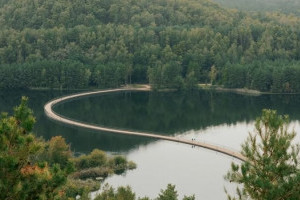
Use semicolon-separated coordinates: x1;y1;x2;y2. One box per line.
226;109;300;200
0;97;68;200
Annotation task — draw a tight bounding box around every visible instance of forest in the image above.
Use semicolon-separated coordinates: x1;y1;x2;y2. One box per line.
0;0;299;92
212;0;300;16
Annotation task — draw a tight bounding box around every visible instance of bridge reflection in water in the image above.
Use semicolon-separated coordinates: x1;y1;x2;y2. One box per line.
44;87;246;162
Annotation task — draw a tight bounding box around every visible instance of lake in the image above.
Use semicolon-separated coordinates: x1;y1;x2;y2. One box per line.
1;89;300;199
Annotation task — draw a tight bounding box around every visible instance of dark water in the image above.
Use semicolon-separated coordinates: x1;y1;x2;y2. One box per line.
1;89;300;199
0;89;153;153
54;91;300;134
1;89;300;152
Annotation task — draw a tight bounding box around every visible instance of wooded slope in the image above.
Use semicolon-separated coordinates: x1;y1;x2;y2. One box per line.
0;0;299;92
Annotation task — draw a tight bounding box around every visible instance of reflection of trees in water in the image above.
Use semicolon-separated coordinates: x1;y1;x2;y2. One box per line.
36;119;155;154
54;91;300;134
0;90;155;153
0;90;300;153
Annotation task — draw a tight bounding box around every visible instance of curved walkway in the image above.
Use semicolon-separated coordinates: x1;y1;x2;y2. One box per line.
44;86;247;162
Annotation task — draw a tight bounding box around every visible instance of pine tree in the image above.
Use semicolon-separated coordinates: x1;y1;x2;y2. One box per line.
225;109;300;200
0;97;68;200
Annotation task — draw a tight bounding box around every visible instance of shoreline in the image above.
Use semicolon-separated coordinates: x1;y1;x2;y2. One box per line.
26;84;300;95
198;84;300;95
198;84;261;95
44;86;246;162
214;87;262;96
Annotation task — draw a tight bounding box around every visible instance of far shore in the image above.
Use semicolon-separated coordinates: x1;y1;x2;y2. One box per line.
29;87;90;91
213;87;262;96
29;84;300;95
198;84;300;95
198;84;261;96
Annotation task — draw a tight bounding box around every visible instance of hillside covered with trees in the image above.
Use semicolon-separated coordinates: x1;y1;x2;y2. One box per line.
0;0;300;92
212;0;300;16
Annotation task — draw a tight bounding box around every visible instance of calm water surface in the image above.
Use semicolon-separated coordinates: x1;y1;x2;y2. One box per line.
1;90;300;199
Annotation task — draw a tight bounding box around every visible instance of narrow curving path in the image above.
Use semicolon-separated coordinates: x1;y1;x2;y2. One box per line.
44;86;247;162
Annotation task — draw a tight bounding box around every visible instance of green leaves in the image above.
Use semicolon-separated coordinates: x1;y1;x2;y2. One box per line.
14;96;35;133
94;184;194;200
0;97;70;200
0;0;299;90
226;109;300;200
95;185;136;200
157;184;178;200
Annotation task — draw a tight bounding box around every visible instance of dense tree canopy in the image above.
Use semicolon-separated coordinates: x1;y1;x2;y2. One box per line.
212;0;300;16
0;0;299;91
222;60;300;92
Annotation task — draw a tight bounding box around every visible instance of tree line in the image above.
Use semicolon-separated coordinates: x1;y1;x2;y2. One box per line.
212;0;300;16
0;0;299;91
222;60;300;93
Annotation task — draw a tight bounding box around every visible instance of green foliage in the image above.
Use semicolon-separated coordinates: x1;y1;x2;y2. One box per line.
13;96;36;131
222;64;247;88
38;136;75;173
0;0;299;90
95;185;136;200
0;97;141;199
0;97;68;200
73;149;108;170
251;66;272;92
0;60;91;89
209;65;217;85
72;149;136;179
94;184;194;200
182;195;195;200
222;61;300;92
225;109;300;199
212;0;300;16
157;184;178;200
61;178;100;200
72;167;112;180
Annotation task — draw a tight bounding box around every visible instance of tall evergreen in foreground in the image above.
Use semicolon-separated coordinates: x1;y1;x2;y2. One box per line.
225;109;300;199
0;97;69;199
